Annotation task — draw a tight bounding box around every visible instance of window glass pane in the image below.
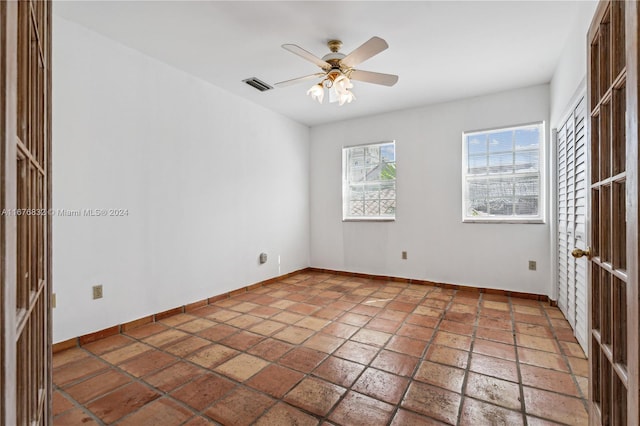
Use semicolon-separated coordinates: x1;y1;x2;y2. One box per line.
365;200;380;216
349;147;364;165
515;127;539;150
381;199;396;215
467;200;488;217
466;175;540;217
488;152;514;174
463;122;543;221
349;167;365;182
364;147;379;167
349;201;364;216
364;147;380;181
365;184;380;200
380;182;395;199
468;155;487;174
487;198;513;215
488;130;513;152
467;180;489;216
468;134;486;154
343;142;395;220
514;197;538;215
349;185;364;201
514;175;539;197
381;143;395;162
380;162;396;181
515;150;539;172
486;177;514;198
366;165;382;181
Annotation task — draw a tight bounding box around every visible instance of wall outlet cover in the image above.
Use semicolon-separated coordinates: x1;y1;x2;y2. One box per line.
93;285;103;299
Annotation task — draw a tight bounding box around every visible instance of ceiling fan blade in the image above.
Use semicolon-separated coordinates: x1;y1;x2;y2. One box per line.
275;73;325;88
340;37;389;68
349;70;398;87
282;44;331;70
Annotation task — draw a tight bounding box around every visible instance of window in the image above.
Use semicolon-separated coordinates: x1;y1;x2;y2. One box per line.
462;122;544;222
343;141;396;221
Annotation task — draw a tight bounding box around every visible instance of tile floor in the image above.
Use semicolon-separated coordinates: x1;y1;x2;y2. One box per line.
53;272;589;425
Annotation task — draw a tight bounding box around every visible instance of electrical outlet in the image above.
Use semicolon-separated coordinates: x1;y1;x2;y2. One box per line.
51;293;56;308
92;285;103;300
528;261;537;271
402;251;408;260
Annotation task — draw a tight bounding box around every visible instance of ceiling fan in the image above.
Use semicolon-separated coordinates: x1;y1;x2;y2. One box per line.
275;37;399;106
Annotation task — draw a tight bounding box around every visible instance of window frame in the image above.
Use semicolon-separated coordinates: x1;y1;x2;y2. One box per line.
461;122;545;224
342;140;396;222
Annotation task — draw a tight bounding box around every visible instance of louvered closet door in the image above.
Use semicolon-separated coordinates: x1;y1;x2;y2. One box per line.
557;94;588;352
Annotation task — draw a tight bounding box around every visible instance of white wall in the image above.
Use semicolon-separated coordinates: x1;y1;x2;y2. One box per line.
550;0;598;128
52;17;310;342
310;85;551;295
548;1;598;301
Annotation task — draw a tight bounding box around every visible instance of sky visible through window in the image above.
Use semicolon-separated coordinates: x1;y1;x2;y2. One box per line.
380;144;395;162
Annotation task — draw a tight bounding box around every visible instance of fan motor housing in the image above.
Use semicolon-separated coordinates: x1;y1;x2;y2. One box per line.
322;53;346;66
323;39;346;66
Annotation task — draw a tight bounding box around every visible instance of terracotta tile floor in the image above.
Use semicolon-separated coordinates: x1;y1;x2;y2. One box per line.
53;272;589;425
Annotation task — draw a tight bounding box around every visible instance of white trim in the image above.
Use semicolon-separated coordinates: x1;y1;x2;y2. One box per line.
462;219;545;224
342;140;396;221
550;127;559;302
461;122;546;223
342;218;396;222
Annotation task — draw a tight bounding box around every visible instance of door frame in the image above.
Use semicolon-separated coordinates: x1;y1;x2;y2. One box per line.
0;0;18;423
586;1;639;423
624;2;639;423
1;1;53;423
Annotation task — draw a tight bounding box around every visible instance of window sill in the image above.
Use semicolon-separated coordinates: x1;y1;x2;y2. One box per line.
462;218;545;224
343;217;396;222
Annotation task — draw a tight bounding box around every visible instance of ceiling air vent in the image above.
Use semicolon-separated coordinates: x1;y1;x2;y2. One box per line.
243;77;273;92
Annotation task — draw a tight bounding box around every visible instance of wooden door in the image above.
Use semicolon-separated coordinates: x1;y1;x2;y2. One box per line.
1;0;52;424
586;1;638;424
557;92;589;353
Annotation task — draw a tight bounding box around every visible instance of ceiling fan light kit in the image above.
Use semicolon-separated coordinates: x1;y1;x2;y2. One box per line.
276;36;398;106
306;70;356;105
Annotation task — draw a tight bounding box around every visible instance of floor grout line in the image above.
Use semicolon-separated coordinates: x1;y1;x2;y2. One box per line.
382;284;445;425
455;290;482;426
511;294;529;426
540;302;591;413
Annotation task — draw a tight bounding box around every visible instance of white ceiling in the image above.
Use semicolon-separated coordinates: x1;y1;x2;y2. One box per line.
54;1;592;127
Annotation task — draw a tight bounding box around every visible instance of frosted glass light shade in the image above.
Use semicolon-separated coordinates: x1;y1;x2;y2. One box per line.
307;83;324;103
338;90;356;106
308;74;356;105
